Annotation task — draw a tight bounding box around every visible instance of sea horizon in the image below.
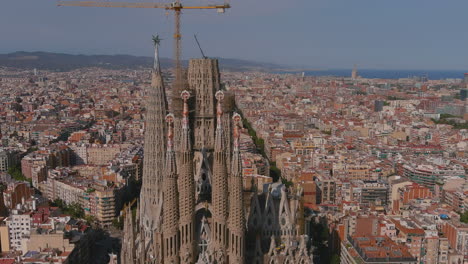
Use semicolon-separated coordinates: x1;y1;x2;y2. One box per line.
279;69;467;80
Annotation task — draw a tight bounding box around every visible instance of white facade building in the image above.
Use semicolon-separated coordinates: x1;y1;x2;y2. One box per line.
6;210;31;253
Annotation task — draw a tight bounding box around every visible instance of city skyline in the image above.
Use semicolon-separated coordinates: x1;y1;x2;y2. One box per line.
2;0;468;70
0;1;467;263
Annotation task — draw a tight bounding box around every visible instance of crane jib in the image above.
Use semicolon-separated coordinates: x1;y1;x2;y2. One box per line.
56;1;230;10
56;0;230;117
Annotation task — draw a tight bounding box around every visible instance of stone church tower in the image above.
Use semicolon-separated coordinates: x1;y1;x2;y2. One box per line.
138;36;167;263
121;39;314;264
121;39;245;264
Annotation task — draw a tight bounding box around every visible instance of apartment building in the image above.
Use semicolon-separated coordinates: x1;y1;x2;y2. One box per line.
5;210;31;253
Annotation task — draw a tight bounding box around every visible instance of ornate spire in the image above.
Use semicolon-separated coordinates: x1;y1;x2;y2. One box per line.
227;112;245;264
152;35;162;73
121;205;136;264
178;91;196;264
140;35;167;263
180;90;191;151
216;91;224;128
211;90;228;259
162;113;180;264
231;113;242;175
214;91;225;150
182;91;190;128
165;114;177;173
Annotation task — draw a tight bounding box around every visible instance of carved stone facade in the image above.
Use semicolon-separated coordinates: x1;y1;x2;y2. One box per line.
188;59;218;151
246;184;314;264
121;42;314;264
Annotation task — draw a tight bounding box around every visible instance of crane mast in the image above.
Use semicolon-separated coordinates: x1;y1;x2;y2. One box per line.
57;0;230;93
174;2;182;94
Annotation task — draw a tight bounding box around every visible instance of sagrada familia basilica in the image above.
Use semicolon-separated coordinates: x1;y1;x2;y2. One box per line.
120;39;314;264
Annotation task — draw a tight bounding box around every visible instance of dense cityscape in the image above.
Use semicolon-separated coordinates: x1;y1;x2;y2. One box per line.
0;50;467;263
1;0;468;262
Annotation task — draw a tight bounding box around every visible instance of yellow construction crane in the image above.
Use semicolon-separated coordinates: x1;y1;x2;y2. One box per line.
57;0;230;89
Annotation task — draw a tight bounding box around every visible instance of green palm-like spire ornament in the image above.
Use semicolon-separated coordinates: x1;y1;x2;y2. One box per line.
152;34;162;72
152;34;162;47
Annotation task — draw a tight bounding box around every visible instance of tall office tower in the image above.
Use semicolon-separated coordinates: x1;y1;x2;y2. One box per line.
464;73;468;84
121;41;314;264
352;64;358;79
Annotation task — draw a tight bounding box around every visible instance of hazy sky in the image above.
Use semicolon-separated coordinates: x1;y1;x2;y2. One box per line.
2;0;468;70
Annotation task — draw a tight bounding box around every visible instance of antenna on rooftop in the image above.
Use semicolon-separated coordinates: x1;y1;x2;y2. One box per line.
194;34;207;59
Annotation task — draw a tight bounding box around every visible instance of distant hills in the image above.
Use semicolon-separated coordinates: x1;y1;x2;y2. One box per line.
0;51;286;72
